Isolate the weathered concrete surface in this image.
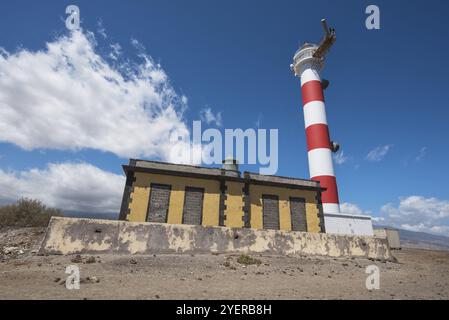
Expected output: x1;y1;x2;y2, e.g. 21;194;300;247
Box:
39;217;396;261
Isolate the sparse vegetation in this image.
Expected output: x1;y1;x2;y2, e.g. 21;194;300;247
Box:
236;254;262;266
0;198;63;228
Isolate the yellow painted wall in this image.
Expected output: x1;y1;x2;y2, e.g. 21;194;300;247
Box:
249;185;321;233
224;181;245;228
125;171;321;233
127;172;220;226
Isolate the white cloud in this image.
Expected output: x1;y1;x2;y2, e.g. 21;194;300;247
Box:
333;150;348;165
0;162;124;213
380;196;449;236
415;147;427;162
340;202;371;215
109;43;122;61
366;144;392;162
97;20;107;39
200;107;222;127
344;196;449;236
0;30;191;162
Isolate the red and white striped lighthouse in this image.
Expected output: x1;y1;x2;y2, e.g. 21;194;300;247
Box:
291;26;340;214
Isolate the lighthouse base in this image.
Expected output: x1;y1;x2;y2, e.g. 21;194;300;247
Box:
323;212;374;236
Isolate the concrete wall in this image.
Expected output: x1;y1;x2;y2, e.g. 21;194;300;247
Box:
39;217;395;261
324;213;374;236
374;228;401;249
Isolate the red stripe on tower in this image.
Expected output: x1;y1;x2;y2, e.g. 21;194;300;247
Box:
312;175;340;204
301;80;325;105
306;124;331;151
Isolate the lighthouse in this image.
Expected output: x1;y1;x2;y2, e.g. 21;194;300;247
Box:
291;20;340;214
291;19;374;236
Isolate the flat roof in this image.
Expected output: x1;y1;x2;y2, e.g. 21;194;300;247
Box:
123;159;324;191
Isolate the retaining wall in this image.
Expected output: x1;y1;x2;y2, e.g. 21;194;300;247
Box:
39;217;395;261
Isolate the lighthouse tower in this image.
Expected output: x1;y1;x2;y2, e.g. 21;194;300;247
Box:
291;20;374;236
291;21;340;214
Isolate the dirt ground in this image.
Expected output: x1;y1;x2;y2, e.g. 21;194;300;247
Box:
0;227;448;300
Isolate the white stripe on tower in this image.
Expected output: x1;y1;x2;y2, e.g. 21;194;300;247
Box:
299;63;340;214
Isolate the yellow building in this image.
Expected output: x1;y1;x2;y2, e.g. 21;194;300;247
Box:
119;159;325;233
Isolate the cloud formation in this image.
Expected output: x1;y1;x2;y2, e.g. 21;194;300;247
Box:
333;150;348;165
366;145;392;162
415;147;427;162
340;202;371;216
380;196;449;236
343;196;449;236
0;162;124;213
0;30;190;162
200;107;222;127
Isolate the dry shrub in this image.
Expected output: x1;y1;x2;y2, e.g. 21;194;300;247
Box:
0;198;63;227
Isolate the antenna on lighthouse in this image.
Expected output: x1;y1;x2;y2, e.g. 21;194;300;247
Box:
313;18;336;59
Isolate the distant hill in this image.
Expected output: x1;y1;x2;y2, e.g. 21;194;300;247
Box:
375;225;449;251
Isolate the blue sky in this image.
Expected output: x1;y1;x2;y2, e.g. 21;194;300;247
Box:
1;0;449;235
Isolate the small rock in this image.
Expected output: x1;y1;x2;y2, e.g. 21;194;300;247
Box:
3;247;19;255
130;258;137;265
91;276;100;283
85;256;96;264
197;277;203;281
54;277;61;283
71;254;83;263
81;276;100;284
155;295;160;299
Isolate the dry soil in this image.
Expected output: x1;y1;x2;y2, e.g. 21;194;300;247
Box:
0;227;448;300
